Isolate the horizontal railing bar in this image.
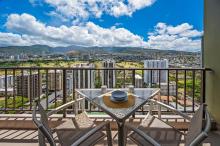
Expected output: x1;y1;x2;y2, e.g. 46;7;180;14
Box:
0;108;196;114
0;67;211;71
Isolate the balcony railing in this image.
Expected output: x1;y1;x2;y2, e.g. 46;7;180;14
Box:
0;67;210;114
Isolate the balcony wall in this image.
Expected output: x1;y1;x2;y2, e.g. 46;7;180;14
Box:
204;0;220;123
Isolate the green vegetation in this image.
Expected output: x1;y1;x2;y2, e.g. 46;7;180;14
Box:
48;100;63;109
0;60;85;68
0;96;29;113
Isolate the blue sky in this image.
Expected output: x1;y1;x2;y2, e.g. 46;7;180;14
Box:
0;0;203;51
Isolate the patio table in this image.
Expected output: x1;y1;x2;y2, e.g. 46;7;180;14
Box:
76;88;160;146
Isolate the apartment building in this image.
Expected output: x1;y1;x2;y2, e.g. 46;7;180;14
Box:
16;73;41;99
160;82;176;96
144;59;169;85
70;63;95;89
48;70;63;91
135;74;143;88
102;60;116;88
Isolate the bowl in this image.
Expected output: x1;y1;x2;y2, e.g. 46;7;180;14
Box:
111;90;127;102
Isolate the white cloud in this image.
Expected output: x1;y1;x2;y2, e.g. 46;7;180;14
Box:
2;13;146;47
0;32;31;46
146;22;203;51
44;0;155;23
0;13;202;52
128;0;156;10
29;0;43;6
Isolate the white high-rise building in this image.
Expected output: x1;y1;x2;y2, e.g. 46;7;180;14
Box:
102;60;116;88
135;74;143;88
0;75;13;89
69;63;95;110
48;70;63;91
0;75;14;96
70;63;95;89
144;59;169;84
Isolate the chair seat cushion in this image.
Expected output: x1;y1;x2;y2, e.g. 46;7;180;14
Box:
129;115;184;146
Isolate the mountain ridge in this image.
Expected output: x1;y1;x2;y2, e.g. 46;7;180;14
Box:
0;45;200;55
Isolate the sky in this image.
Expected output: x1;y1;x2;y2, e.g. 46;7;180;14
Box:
0;0;204;52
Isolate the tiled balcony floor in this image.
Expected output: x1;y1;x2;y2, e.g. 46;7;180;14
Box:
0;114;219;146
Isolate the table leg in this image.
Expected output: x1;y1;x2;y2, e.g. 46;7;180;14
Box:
117;121;125;146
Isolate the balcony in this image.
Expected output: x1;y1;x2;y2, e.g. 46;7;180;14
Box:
0;67;208;112
0;67;218;145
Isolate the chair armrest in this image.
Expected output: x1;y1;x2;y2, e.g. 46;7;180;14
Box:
71;121;112;146
150;99;191;121
47;98;84;116
125;124;161;146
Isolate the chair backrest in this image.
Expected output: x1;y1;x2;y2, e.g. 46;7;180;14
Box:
32;100;56;146
185;104;211;146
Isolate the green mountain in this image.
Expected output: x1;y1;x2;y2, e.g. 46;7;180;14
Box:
0;45;52;55
0;45;200;55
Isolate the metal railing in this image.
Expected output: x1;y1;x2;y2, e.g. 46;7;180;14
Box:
0;67;211;114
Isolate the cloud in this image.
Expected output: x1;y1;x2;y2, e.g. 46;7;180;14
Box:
44;0;155;24
2;13;146;47
146;22;203;51
0;13;202;52
29;0;43;7
0;32;31;46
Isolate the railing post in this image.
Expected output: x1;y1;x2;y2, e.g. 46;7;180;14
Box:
184;70;187;112
63;69;67;118
74;94;79;115
72;69;75;113
46;69;49;110
175;70;178;110
13;69;16;110
132;69;135;87
82;95;85;112
54;69;57;107
38;69;41;102
132;69;136;118
158;92;161;119
29;69;32;110
4;69;7;113
167;70;170;105
192;70;195;112
202;69;206;104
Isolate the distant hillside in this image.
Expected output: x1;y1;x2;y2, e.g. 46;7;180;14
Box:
0;44;200;55
0;45;53;55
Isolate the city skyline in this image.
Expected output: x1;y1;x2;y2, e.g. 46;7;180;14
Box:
0;0;203;52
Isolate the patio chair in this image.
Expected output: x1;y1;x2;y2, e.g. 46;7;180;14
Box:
125;100;211;146
32;99;112;146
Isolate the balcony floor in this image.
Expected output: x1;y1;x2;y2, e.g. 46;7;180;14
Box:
0;114;219;146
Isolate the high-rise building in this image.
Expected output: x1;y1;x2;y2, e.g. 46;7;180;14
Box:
68;63;95;91
48;70;63;91
135;74;143;88
144;59;168;84
0;75;14;96
16;73;41;99
0;75;13;89
102;60;116;88
160;82;176;96
70;63;95;110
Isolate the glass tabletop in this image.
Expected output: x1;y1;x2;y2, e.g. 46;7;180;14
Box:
76;88;160;121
